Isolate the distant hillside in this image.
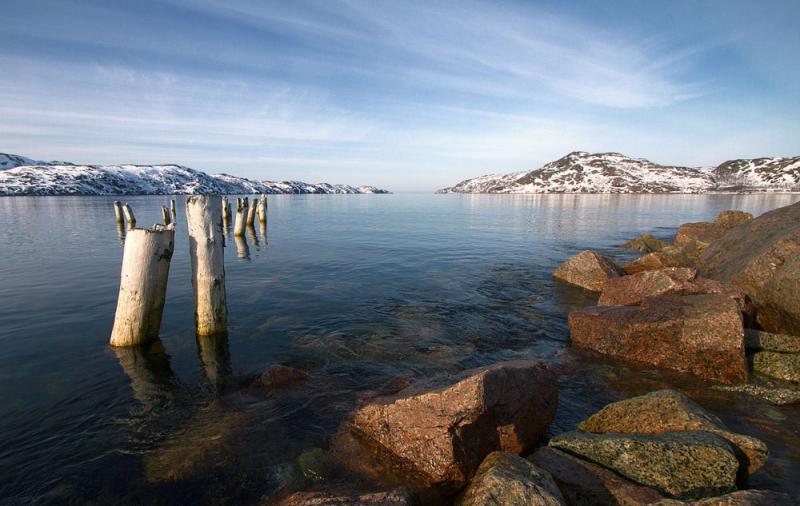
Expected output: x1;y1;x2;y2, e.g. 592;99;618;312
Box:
438;151;800;194
0;154;389;195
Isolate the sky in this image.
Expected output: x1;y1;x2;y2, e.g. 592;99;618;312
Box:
1;0;798;191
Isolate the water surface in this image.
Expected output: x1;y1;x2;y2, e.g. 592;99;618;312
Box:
1;193;798;504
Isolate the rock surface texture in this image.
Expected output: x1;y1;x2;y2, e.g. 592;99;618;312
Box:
553;251;624;292
745;329;800;353
273;487;413;506
650;489;794;505
549;431;739;500
455;451;565;506
752;352;800;382
569;294;747;384
334;361;558;494
577;390;767;476
622;234;669;253
696;201;800;335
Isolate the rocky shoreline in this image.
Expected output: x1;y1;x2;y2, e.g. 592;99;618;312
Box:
261;202;799;505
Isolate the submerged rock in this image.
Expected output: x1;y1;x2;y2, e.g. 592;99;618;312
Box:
553;250;624;292
333;361;558;494
549;431;739;500
530;446;664;506
456;451;565;506
569;294;747;384
622;234;669;253
273;487;413;505
752;351;800;382
248;364;310;395
651;489;794;505
696;201;800;335
744;329;800;353
577;390;767;476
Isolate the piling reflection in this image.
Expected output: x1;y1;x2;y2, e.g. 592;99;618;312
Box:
113;341;176;409
259;221;268;245
196;333;232;389
234;234;250;260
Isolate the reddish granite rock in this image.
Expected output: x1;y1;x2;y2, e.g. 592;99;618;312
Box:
577;390;768;476
553;250;624;292
530;446;664;506
255;365;310;390
569;294;747;384
651;489;794;505
697;201;800;335
714;211;753;229
333;361;558;495
745;329;800;353
622;234;669;253
624;242;707;274
272;487;413;506
674;222;728;248
456;451;565;506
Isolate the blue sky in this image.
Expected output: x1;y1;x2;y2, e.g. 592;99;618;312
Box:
1;0;798;191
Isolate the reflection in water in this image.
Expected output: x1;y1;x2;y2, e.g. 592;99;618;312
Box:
259;221;268;245
196;333;232;388
234;234;250;260
246;223;259;247
113;341;176;410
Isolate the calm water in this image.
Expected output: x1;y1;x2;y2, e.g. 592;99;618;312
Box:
1;193;799;504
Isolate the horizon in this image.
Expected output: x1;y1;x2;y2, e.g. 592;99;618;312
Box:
2;1;799;191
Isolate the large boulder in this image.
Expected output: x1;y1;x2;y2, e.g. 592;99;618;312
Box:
530;446;664;506
651;489;793;505
577;390;767;476
333;361;558;495
553;250;624;292
714;211;753;229
273;487;413;505
696;201;800;334
745;329;800;353
673;211;752;248
623;234;669;253
456;452;565;506
624;242;707;274
549;431;739;500
569;294;747;384
752;351;800;382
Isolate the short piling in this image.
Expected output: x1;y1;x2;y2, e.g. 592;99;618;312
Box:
161;205;171;226
113;201;124;224
233;197;248;237
109;224;175;347
257;195;268;225
246;196;257;227
186;196;228;336
170;199;176;220
122;203;136;228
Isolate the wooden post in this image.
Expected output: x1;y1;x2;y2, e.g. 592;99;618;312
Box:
113;201;124;224
170;199;176;220
222;197;232;222
109;224;175;347
161;205;171;226
122;203;136;228
257;195;268;225
233;197;248;237
186;196;228;336
246;196;257;226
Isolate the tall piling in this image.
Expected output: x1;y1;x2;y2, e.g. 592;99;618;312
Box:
233;197;248;237
109;224;175;347
186;196;228;336
170;199;176;220
161;205;171;226
122;203;136;228
256;195;268;225
113;201;124;224
246;196;257;227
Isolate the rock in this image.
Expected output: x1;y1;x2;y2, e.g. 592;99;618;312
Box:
252;365;310;392
623;234;669;253
295;448;332;482
530;446;664;506
714;383;800;405
598;268;697;306
674;222;728;248
624;242;707;274
714;211;753;229
752;352;800;382
745;329;800;353
696;201;800;335
334;361;558;494
273;487;413;505
549;431;739;500
577;390;767;476
651;489;794;505
569;294;747;384
553;250;624;292
455;451;565;506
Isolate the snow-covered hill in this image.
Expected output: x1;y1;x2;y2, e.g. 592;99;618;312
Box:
438;152;800;194
0;154;389;195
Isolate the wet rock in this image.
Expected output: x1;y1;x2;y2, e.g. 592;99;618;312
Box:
569;294;747;384
577;390;767;476
714;211;753;229
624;242;707;274
744;329;800;354
623;234;669;253
752;352;800;382
530;446;664;506
696;201;800;335
334;361;558;494
296;448;332;482
553;250;624;292
273;487;413;505
651;489;794;505
456;451;565;506
714;383;800;406
251;365;310;392
549;431;739;500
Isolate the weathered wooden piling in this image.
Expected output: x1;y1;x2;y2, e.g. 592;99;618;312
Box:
170;199;176;220
222;196;232;222
246;196;257;226
122;203;136;227
256;195;268;225
113;201;124;224
233;197;248;237
161;205;171;225
186;196;228;336
109;224;175;347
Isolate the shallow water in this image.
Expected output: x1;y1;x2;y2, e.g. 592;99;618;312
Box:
0;193;798;504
